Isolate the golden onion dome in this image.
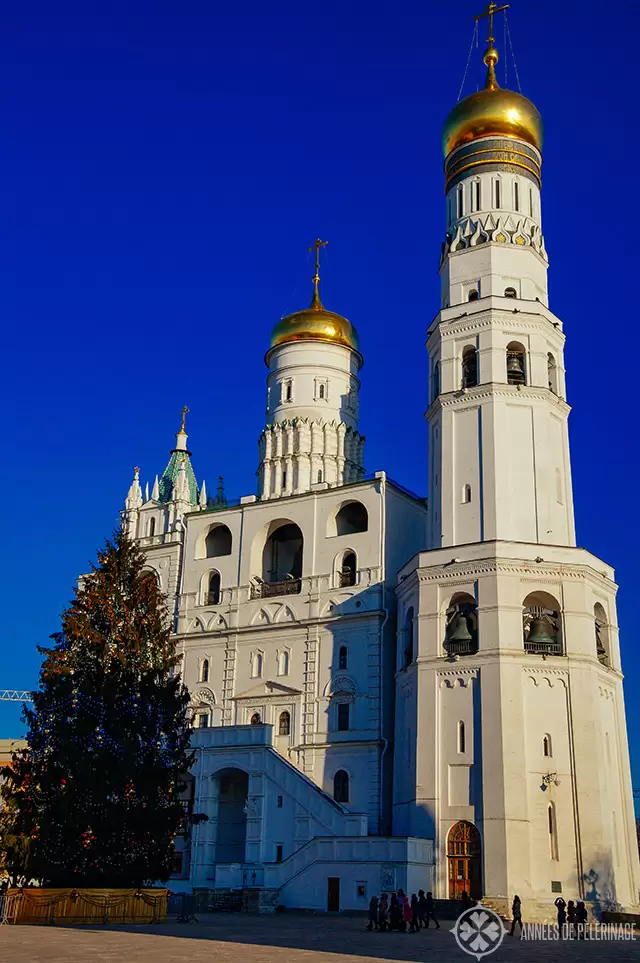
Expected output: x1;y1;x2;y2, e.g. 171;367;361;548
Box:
442;45;543;157
270;259;359;353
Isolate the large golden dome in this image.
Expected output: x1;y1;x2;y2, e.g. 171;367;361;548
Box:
442;46;543;157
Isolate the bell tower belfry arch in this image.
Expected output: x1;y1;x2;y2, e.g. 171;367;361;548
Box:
393;8;640;918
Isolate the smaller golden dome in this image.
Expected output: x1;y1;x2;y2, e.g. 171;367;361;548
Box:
270;251;359;352
443;46;543;157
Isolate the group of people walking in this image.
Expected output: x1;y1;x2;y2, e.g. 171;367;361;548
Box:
367;890;441;932
509;895;590;938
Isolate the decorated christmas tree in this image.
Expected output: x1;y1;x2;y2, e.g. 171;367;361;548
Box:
0;528;193;887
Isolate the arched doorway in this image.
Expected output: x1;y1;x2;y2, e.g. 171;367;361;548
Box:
447;821;481;899
215;768;248;863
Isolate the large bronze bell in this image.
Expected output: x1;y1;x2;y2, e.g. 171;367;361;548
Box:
446;611;473;643
507;353;525;382
526;616;556;644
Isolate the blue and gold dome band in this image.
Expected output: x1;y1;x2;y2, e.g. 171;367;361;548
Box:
444;136;542;194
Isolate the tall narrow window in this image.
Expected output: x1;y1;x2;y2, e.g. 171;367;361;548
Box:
285;381;292;402
207;571;221;605
278;649;290;676
317;469;323;483
333;769;349;803
278;711;290;736
495;178;501;209
149;517;156;537
340;552;357;587
456;184;463;219
200;659;209;683
458;721;466;753
282;470;287;490
462;484;472;504
548;803;559;860
547;353;559;394
555;468;563;505
472;180;481;212
197;712;209;728
529;188;533;216
461;346;478;387
338;646;348;670
432;362;440;401
319;383;325;399
276;844;283;862
514;180;520;211
337;703;350;731
251;651;263;679
543;734;552;757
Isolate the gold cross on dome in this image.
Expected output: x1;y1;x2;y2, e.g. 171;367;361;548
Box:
474;2;509;43
308;238;328;281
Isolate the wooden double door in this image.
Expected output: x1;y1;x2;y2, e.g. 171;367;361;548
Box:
447;821;482;900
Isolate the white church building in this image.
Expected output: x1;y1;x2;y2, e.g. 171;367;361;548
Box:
121;24;640;917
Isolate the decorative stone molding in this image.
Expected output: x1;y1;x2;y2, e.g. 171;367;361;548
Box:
191;686;217;706
324;675;357;697
440;212;547;264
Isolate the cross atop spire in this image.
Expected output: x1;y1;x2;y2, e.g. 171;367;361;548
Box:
308;238;328;309
474;2;509;90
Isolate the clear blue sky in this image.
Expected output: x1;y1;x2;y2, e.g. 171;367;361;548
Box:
1;2;638;792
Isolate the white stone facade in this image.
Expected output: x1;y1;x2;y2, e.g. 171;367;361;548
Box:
116;72;639;919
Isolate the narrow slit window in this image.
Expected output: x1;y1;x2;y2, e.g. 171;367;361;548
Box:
495;179;501;209
529;188;533;217
319;383;325;399
457;185;463;219
514;180;520;211
458;721;466;753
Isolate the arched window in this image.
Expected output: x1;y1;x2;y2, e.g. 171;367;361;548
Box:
278;649;290;676
251;651;263;678
148;516;156;537
250;712;261;725
529;187;534;217
468;289;479;302
284;381;293;403
548;353;559;394
333;769;349;803
462;346;478;388
494;178;501;209
403;607;415;668
462;484;472;504
317;469;323;483
548;802;559;860
338;646;348;670
200;659;209;684
458;721;466;754
506;342;526;385
319;383;325;399
261;521;303;588
594;603;610;667
335;502;368;536
543;734;552;758
340;551;357;587
523;592;562;655
278;711;290;736
504;286;517;299
432;361;440;401
207;571;221;605
206;525;232;558
444;593;478;656
456;184;463;219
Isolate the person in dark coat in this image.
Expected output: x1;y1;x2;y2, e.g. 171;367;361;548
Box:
509;895;523;937
389;893;401;931
425;892;440;929
378;893;389;931
576;901;588;939
367;895;379;930
417;889;428;928
567;899;576;938
410;894;420;932
554;896;567;934
461;890;474;911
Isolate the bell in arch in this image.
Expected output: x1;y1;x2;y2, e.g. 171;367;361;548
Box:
507;353;525;381
527;616;555;644
446;611;473;643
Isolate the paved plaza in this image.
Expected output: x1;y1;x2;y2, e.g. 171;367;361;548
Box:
0;912;637;963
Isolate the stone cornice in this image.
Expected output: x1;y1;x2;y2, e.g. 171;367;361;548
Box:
415;559;598;584
427;384;571;417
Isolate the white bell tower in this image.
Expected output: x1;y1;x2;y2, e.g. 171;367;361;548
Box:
427;36;575;551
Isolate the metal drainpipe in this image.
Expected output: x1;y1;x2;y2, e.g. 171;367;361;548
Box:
378;473;391;836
